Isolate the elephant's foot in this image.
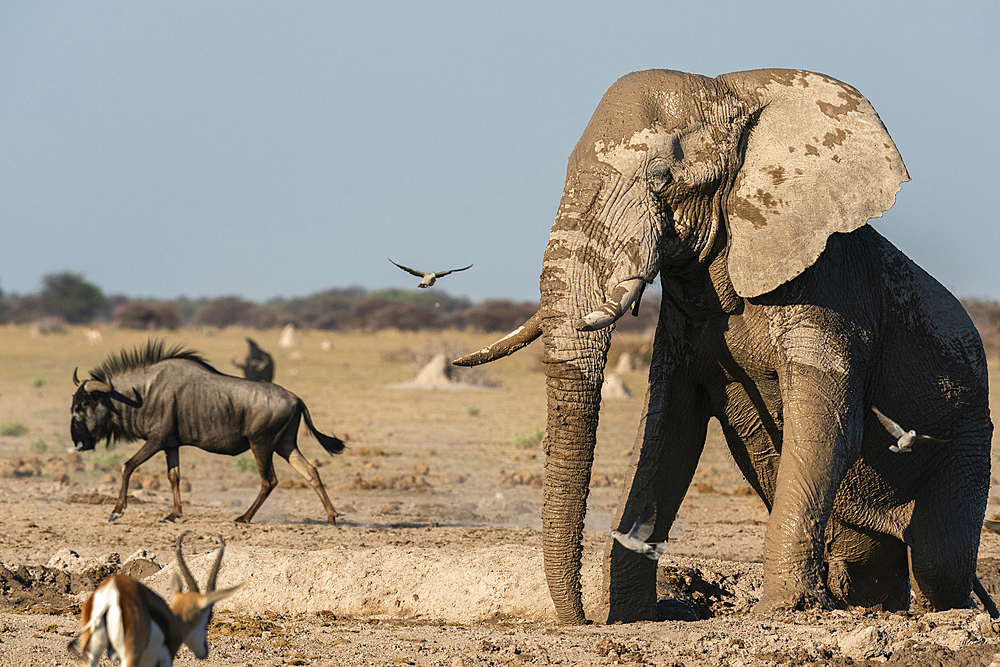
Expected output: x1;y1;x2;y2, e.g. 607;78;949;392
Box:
826;558;910;612
753;584;835;615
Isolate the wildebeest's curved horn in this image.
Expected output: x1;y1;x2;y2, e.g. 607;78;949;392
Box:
72;367;81;387
206;534;225;592
452;311;542;367
82;379;113;394
111;389;144;409
175;531;200;593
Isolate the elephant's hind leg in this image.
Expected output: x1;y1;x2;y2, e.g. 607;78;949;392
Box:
906;462;986;612
907;524;981;612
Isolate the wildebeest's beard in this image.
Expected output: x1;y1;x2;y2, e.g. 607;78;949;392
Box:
70;387;113;451
70;417;98;451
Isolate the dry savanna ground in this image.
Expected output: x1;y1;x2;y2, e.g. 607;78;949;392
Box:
2;325;1000;666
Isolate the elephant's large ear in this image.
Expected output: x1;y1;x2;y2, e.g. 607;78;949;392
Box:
718;69;909;298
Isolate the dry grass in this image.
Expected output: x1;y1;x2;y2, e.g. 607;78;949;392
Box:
0;325;748;529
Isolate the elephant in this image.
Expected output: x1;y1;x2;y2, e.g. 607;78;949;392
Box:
454;68;993;624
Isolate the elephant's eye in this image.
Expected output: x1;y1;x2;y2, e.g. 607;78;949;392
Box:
647;161;673;194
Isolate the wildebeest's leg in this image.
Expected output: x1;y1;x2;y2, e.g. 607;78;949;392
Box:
110;435;168;521
235;441;277;524
163;447;183;522
283;448;339;525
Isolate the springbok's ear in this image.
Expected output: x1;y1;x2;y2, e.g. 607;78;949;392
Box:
718;69;909;298
201;582;244;608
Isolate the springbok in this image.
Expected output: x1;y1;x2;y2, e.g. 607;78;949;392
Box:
68;532;241;666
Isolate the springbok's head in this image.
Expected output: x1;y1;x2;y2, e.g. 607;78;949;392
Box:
169;532;243;659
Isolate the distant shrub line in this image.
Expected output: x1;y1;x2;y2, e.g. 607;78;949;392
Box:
3;273;998;353
0;272;660;334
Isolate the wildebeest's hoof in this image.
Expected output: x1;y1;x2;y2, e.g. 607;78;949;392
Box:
160;514;181;523
234;516;251;524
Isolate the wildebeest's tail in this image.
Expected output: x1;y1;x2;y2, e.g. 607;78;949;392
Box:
299;400;346;455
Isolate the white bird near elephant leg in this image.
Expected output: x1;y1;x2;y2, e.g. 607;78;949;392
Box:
388;258;473;288
872;407;949;453
611;505;667;561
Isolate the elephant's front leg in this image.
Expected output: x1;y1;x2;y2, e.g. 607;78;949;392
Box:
758;348;864;612
602;375;710;623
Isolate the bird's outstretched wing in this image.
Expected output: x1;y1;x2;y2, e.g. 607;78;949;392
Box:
389;258;426;278
435;264;473;278
914;434;950;444
872;407;907;439
629;502;656;543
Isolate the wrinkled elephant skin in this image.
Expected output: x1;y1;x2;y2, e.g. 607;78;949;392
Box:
455;69;992;624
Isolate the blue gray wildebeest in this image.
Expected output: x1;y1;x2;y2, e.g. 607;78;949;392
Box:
70;340;345;524
231;337;275;382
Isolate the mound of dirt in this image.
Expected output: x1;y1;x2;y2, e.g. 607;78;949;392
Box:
614;352;637;374
140;543;605;623
390;353;492;390
602;372;632;400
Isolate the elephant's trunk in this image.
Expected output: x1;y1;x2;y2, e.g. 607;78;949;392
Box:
537;181;615;624
541;343;608;624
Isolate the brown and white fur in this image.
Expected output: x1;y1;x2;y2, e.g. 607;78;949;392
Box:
68;532;241;666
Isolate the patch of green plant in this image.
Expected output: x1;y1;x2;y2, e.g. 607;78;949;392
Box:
91;453;121;470
30;438;48;453
30;375;45;388
234;455;257;472
465;406;480;417
512;427;545;449
0;420;28;437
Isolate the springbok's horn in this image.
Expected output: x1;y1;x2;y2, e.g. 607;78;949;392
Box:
175;531;200;593
453;311;542;367
206;534;225;592
576;278;647;332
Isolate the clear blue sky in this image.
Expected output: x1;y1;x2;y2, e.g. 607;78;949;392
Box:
2;1;998;303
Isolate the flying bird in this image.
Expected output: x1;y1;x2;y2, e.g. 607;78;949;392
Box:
872;406;949;453
388;258;473;288
611;503;667;561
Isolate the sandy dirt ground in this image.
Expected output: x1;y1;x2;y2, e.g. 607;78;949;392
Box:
3;326;1000;666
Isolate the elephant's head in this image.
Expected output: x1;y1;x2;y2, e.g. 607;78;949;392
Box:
455;69;908;624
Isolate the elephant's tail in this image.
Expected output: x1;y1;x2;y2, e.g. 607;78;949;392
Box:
973;575;999;618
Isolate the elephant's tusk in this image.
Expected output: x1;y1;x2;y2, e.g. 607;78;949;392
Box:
453;311;542;367
576;279;647;332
